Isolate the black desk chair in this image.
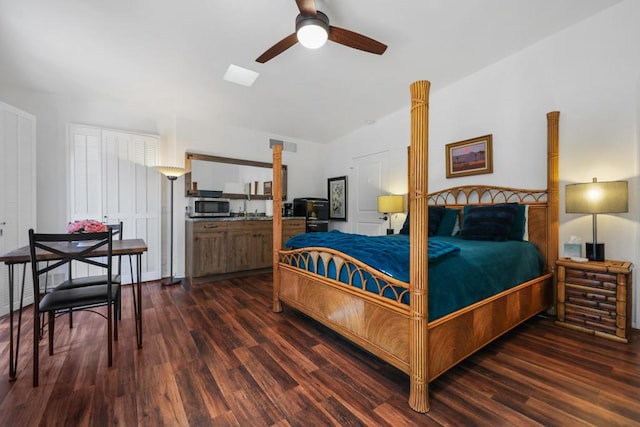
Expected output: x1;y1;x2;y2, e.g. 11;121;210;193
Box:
28;229;118;387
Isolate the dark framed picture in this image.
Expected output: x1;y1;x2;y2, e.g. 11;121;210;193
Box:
328;176;347;221
446;134;493;178
263;181;272;196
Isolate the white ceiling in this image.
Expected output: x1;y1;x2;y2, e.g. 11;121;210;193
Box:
0;0;621;143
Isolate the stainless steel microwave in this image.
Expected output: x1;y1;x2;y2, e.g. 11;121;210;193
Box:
187;198;231;217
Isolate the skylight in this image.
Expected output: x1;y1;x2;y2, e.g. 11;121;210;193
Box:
223;64;259;87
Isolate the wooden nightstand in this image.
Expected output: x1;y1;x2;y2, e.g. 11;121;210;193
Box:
555;258;633;343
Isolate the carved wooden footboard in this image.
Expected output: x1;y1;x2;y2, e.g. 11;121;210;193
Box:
277;250;553;380
278;248;411;371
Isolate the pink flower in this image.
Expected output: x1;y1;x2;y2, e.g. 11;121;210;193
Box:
66;219;107;233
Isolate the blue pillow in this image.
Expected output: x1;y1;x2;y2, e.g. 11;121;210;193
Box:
461;203;518;241
399;206;446;236
436;208;461;236
510;204;527;241
461;203;525;240
428;206;446;236
399;213;410;235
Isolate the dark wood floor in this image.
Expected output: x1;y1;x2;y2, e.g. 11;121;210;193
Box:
0;273;638;426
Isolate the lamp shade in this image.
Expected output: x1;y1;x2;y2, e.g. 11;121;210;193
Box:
155;166;187;178
377;195;404;214
565;178;628;214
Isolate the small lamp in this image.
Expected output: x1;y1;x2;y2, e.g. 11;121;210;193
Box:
377;195;405;235
155;165;187;286
565;177;628;262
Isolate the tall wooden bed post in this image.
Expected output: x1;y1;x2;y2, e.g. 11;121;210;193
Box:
547;111;560;312
272;141;284;313
408;80;430;412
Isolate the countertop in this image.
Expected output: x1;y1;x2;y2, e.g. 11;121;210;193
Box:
186;215;305;222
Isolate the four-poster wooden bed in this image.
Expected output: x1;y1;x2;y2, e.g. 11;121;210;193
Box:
270;80;559;413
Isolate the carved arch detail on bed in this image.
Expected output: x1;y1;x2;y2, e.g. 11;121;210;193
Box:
428;185;548;205
279;248;411;307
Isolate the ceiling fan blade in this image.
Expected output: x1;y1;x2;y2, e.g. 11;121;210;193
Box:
328;26;387;55
295;0;317;16
256;33;299;63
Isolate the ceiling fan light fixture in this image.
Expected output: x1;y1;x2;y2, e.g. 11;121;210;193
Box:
296;12;329;49
256;2;386;63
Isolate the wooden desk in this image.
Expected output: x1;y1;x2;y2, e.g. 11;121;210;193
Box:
0;238;147;381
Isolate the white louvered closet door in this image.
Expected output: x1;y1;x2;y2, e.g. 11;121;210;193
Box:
68;125;105;281
0;102;36;317
69;125;103;222
130;134;161;282
69;124;161;284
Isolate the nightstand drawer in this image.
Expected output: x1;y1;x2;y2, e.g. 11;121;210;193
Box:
565;283;616;308
564;268;617;289
565;303;616;334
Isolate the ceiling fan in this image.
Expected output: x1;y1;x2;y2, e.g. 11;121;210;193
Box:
255;0;387;63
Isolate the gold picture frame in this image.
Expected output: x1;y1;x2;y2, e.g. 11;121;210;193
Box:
446;134;493;178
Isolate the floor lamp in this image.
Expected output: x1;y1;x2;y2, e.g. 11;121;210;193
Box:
155;166;186;286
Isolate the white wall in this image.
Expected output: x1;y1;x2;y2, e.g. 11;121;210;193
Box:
326;0;640;327
327;112;410;233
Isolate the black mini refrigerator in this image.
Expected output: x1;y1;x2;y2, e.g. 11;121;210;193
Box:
293;197;329;232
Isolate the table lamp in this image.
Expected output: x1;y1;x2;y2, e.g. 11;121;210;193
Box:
155;165;187;285
377;195;405;234
565;177;628;262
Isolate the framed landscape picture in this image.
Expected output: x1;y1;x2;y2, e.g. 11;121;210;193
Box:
328;176;347;221
446;134;493;178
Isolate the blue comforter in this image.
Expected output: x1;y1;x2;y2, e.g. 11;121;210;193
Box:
284;231;544;320
285;230;460;282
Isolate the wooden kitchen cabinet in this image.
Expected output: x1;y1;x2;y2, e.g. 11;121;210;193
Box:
186;218;306;282
282;218;305;245
185;221;226;277
254;228;274;269
226;221;273;272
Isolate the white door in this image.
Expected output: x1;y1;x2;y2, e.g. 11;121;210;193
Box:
102;130;134;227
130;133;161;281
353;151;389;236
69;125;103;222
0;102;36;316
68;124;161;283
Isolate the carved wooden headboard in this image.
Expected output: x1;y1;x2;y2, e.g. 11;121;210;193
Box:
427;185;550;272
